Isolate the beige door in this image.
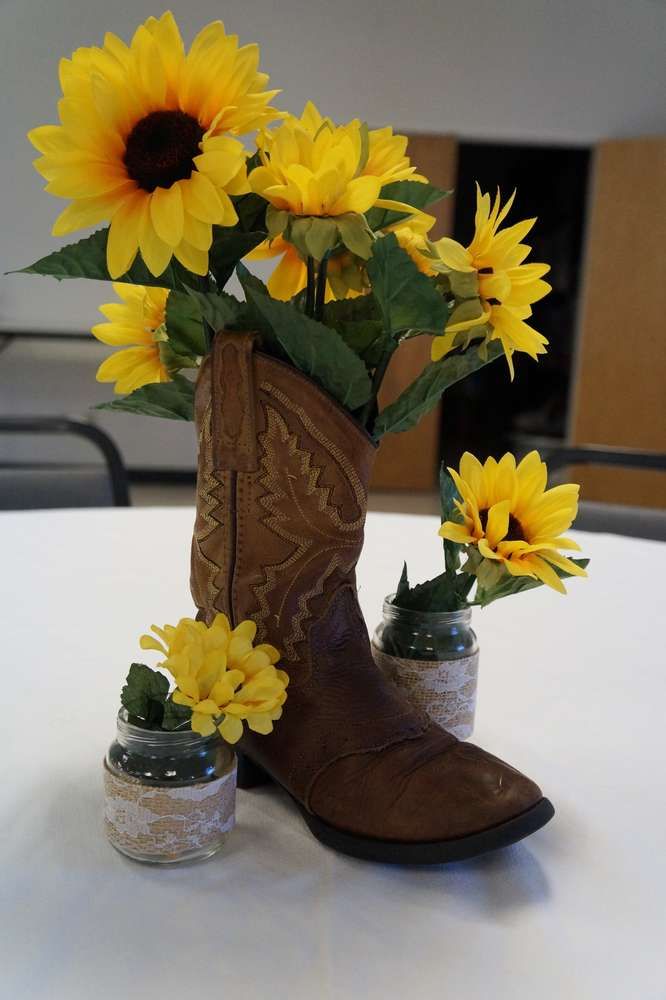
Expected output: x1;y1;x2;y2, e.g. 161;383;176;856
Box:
569;137;666;508
371;134;458;491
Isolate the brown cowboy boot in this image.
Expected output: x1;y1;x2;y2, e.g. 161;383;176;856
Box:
191;332;554;863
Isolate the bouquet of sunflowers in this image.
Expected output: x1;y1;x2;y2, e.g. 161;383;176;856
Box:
17;10;551;437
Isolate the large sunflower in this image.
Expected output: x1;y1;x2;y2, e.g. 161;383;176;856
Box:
92;283;170;394
439;451;587;594
429;186;551;378
28;12;280;279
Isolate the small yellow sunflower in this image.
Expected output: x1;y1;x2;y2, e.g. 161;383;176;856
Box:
429;186;551;378
140;614;289;744
248;110;381;219
390;212;437;275
92;283;170;394
257;101;426;187
28;12;280;279
439;451;587;593
247;102;429;300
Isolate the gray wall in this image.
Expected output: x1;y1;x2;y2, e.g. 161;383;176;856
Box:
1;0;664;467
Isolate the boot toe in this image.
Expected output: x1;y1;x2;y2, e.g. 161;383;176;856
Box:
309;729;544;843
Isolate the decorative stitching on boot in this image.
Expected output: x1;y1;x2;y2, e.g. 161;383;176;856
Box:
259;381;368;521
191;398;225;614
211;333;258;472
251;403;364;662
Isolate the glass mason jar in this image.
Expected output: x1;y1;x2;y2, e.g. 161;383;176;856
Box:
372;599;480;739
103;709;236;864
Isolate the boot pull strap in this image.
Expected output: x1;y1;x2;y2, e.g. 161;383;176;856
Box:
211;330;259;472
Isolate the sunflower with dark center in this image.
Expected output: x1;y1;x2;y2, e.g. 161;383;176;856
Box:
28;11;280;278
440;451;588;593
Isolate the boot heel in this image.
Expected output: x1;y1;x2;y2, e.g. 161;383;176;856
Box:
236;752;272;789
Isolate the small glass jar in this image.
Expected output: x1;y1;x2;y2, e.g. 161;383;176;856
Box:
372;599;479;739
103;709;236;864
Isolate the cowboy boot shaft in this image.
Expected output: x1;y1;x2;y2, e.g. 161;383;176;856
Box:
192;332;375;645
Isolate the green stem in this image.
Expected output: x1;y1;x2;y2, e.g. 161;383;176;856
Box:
361;342;395;432
314;256;329;323
305;257;316;318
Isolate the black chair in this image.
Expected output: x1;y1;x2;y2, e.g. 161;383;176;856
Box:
525;441;666;542
0;416;130;510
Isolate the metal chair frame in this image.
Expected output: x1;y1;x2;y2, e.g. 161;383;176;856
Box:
0;416;130;507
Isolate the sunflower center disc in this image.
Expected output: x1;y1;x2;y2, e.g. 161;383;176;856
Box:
124;111;204;192
478;509;525;542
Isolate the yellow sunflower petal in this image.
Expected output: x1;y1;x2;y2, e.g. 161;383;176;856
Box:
218;714;244;744
191;712;217;737
107;193;144;278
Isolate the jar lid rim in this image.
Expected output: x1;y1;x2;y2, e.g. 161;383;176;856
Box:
116;707;218;749
382;595;473;623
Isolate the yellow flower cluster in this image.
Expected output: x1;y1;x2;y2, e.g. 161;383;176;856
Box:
429;186;551;378
140;614;289;744
439;451;587;594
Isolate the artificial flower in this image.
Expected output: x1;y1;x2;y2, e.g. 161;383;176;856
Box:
140;614;288;744
390;212;437;275
28;12;280;278
249;112;380;219
92;283;170;394
247;102;429;299
248;102;419;266
429;186;551;378
258;101;426;187
247;235;367;302
439;451;588;593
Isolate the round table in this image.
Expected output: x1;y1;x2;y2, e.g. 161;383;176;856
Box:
2;507;664;999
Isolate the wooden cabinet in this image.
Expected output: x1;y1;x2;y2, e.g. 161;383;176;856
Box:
569;137;666;508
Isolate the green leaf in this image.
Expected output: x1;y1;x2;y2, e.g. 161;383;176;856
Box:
336;214;374;259
232;192;268;233
475;558;590;607
365;180;451;231
233;264;282;351
161;697;193;731
324;293;380;326
323;295;387;364
390;571;461;613
244;287;373;411
165;290;207;357
303;218;339;260
395;562;410;603
367;233;448;337
439;464;462;574
373;339;504;438
121;663;170;726
335;320;387;367
209;228;265;288
449;270;480;299
186;288;241;334
12;228;203;291
96;373;195;421
266;207;289;240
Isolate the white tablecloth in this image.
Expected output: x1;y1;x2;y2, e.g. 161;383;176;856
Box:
1;508;664;1000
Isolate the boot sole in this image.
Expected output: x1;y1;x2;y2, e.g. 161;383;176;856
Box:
237;752;555;865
